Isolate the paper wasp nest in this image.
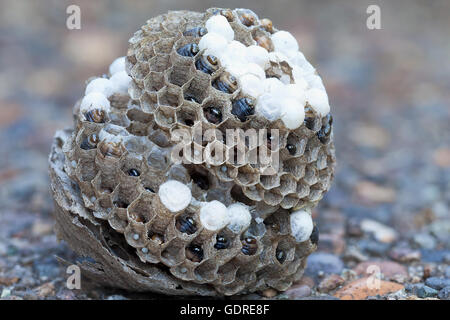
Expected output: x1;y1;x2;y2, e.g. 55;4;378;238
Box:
49;8;335;296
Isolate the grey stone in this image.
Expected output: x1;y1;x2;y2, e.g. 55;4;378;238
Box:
425;277;450;290
416;285;438;298
411;233;436;249
305;253;344;277
438;286;450;300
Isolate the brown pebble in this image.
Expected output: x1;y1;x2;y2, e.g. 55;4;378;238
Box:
334;278;404;300
318;274;345;293
260;288;278;298
353;261;408;280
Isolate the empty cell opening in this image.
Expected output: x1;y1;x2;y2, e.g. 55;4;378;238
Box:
230;185;255;206
144;72;165;92
183;77;209;104
176;108;197;127
149;54;170;72
186;165;210;190
169;65;193;87
158;86;181;107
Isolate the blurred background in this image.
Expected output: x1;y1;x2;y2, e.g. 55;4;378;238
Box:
0;0;448;300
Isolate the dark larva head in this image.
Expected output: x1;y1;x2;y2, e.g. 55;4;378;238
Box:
176;216;197;235
183;27;207;37
184;94;200;104
128;168;140;177
186;244;203;262
84;109;106;123
204;106;223;124
214;235;230;250
317;113;333;144
213;72;238;94
195;55;219;74
276;249;286;263
310;225;319;245
232;98;255;122
286;144;296;155
241;236;258;255
177;43;199;57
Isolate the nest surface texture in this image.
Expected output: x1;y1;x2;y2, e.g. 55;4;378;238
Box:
49;8;336;296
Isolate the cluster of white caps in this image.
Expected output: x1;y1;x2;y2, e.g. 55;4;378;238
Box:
199;13;330;129
79;57;131;116
158;180;313;242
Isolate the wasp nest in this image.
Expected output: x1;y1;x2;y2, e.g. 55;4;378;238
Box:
49;8;335;296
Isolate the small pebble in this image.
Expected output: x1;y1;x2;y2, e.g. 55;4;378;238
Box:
416;285;438;298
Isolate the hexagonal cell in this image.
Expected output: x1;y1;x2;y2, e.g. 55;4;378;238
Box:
236;164;260;186
279;194;299;209
285;132;307;157
148;122;172;147
176;105;199;127
157;85;182;108
120;156;145;179
139;92;158;113
283;158;306;180
149;54;171;72
147;145;171;171
76;158;97;182
214;163;237;182
124;221;147;247
135;41;155;62
194;260;218;283
160;239;187;267
279;174;297;196
167;65;194;87
129;80;143;100
233;184;259;204
183;73;210;104
130;62;149;80
127;195;155;224
316;149;328;170
259;174;280;190
202;99;229;126
263;189;283;206
126;121;149;137
296;182;310;199
303;166;319;185
144;71;165;92
127;107;153;123
217;261;238;285
153;38;176;55
303;141;320;163
167;164;191;184
184;164;211;192
275;238;295;265
263;210;290;236
154;106;176;128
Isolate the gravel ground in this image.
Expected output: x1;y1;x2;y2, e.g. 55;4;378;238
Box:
0;0;448;300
